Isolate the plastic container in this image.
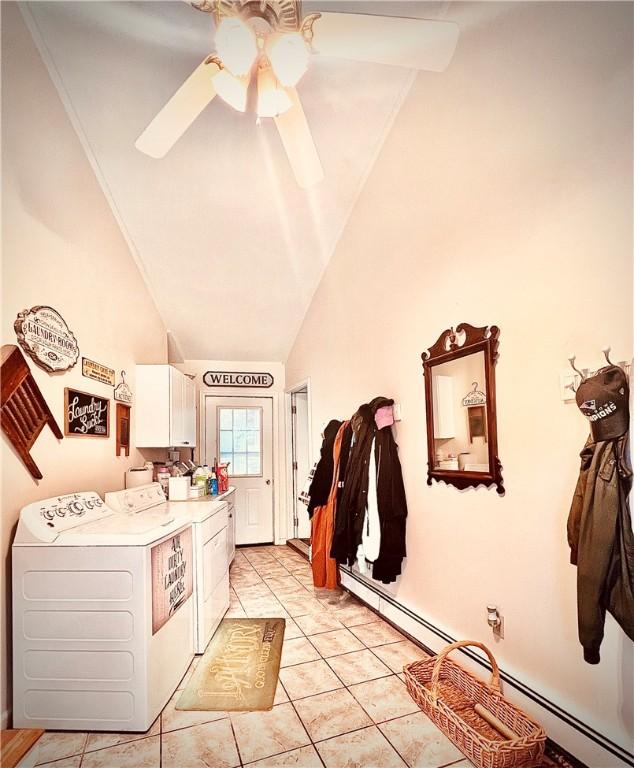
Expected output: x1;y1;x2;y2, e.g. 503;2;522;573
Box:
157;467;171;497
192;466;207;489
168;476;189;501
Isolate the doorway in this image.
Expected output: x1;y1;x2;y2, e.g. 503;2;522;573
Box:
288;382;311;542
204;395;274;545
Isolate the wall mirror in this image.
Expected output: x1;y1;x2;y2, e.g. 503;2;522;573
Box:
422;323;504;494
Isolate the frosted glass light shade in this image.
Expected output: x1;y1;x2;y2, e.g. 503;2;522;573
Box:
215;17;257;76
213;69;248;112
257;66;292;117
267;32;309;86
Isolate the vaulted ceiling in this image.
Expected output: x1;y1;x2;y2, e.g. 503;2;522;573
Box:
23;1;456;360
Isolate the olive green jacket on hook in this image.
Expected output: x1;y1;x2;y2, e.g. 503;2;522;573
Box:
567;434;634;664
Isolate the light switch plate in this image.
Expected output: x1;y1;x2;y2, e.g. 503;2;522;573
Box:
392;403;402;421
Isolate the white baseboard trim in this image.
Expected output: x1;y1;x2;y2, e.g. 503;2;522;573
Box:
340;568;634;768
1;707;9;730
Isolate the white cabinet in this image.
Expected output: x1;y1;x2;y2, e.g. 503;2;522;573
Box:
136;365;197;448
432;375;455;439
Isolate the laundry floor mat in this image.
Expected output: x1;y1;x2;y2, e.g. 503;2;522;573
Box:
176;618;286;712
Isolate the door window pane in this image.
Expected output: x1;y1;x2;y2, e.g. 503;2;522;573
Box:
219;410;233;430
232;454;247;475
217;407;262;476
220;431;233;452
246;431;259;452
233;430;247;452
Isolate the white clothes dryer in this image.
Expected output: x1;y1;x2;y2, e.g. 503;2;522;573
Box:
12;489;194;732
106;484;231;654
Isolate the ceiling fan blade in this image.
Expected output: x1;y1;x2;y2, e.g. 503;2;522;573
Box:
135;57;220;158
311;13;459;72
273;88;324;189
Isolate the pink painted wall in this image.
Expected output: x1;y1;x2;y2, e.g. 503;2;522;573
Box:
286;3;633;763
1;5;168;725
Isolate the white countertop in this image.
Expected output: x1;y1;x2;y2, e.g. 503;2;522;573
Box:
170;486;235;504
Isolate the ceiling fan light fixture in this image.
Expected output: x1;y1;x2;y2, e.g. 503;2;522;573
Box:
214;17;257;76
257;65;292;118
213;68;249;112
267;32;309;86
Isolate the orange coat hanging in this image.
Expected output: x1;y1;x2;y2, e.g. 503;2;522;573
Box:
311;421;349;590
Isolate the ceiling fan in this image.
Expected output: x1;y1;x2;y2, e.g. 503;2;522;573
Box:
135;0;459;188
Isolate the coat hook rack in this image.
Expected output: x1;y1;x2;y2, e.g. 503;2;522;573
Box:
568;354;586;382
563;348;630;398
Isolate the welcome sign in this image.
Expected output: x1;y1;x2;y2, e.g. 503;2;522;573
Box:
203;371;274;388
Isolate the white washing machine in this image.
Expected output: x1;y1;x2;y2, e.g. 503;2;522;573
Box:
12;489;194;732
106;484;231;654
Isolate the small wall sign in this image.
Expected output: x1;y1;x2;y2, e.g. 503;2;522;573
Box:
203;371;274;388
64;388;110;437
82;357;115;386
114;370;133;404
14;306;79;373
151;527;193;634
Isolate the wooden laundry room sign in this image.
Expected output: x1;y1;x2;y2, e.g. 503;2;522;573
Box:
203;371;274;388
151;527;193;634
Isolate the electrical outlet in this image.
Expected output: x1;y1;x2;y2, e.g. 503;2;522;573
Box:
486;605;504;639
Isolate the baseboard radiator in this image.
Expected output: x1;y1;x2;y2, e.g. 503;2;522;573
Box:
339;566;634;768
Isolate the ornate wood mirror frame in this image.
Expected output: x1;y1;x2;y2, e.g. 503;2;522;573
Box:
422;323;504;494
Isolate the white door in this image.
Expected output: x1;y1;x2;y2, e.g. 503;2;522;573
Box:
204;397;274;545
291;390;311;539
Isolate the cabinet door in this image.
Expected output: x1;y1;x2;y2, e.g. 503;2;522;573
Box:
169;367;184;446
136;365;171;447
182;376;197;447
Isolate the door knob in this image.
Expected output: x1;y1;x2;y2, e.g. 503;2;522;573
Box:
266;479;271;485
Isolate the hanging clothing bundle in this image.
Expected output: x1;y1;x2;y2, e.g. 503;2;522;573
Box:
567;363;634;664
304;399;408;589
331;396;409;585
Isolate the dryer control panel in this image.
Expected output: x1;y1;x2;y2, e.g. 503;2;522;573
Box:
17;492;115;543
105;483;167;515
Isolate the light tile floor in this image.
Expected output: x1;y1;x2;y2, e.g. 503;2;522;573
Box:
30;545;535;768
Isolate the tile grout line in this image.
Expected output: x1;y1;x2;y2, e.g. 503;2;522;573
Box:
228;716;244;767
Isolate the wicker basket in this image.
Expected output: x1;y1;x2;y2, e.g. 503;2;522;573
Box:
403;641;546;768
